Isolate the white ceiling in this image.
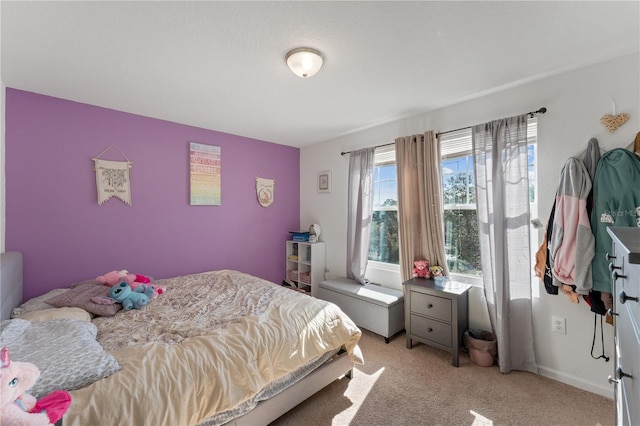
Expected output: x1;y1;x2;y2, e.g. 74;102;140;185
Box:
2;1;639;148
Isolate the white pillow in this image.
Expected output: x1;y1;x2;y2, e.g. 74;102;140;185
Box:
11;288;69;318
18;307;91;323
0;318;120;398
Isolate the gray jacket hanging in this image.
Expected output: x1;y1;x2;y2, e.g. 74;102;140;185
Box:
548;157;594;294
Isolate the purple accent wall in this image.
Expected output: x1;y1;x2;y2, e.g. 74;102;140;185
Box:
5;88;300;301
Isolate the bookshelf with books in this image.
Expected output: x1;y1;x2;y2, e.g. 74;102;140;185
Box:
285;241;325;297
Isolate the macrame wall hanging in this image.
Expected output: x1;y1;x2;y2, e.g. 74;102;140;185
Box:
256;169;275;207
92;144;132;206
600;100;630;133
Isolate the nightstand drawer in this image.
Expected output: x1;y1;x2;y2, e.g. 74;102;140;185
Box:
410;315;452;347
409;291;451;322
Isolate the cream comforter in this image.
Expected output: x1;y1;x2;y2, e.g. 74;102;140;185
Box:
63;270;363;426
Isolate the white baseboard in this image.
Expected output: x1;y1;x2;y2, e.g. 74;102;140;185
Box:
538;365;613;399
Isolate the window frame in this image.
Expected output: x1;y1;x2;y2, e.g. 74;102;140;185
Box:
440;128;483;286
366;145;400;282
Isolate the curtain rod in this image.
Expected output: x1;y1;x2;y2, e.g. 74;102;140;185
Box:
340;107;547;156
340;142;394;156
435;107;547;138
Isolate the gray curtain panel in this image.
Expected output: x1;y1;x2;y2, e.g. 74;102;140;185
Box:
472;115;538;374
346;147;375;283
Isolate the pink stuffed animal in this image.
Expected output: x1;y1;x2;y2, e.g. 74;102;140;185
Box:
0;347;71;426
150;284;166;299
412;260;430;279
96;270;136;286
96;270;153;289
134;274;151;284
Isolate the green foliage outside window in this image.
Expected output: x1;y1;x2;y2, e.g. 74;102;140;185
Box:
368;199;399;264
442;156;482;276
444;209;482;275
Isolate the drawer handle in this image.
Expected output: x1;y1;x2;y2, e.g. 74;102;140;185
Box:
608;375;619;385
605;252;616;261
427;303;433;309
619;291;639;305
611;271;627;282
607;309;618;317
608;262;621;272
616;366;633;380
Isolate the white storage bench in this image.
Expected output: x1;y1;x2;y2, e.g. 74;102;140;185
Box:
318;277;404;343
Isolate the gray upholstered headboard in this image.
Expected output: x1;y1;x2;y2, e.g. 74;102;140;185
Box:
1;252;23;321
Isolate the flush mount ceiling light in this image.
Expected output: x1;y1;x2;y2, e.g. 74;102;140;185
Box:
285;47;323;78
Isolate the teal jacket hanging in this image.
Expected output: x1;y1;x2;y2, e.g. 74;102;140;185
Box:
590;148;640;293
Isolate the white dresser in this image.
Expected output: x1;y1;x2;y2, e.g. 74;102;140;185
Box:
607;227;640;426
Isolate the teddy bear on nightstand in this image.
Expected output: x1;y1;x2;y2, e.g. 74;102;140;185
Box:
412;260;431;279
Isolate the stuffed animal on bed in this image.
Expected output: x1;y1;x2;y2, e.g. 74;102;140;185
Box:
96;270;136;286
412;260;431;279
107;282;153;310
0;347;72;426
96;270;152;288
150;284;166;299
92;282;158;310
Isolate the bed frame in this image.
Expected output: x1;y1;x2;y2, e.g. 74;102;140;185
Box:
222;353;352;425
1;251;23;321
0;251;353;425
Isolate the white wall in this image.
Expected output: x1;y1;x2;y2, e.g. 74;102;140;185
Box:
300;52;640;398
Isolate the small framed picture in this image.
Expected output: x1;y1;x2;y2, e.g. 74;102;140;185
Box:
317;170;331;193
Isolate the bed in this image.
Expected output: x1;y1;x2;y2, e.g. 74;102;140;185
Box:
0;252;363;425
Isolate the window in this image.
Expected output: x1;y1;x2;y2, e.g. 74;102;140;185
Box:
440;119;538;283
441;128;481;278
368;145;399;265
365;119;537;285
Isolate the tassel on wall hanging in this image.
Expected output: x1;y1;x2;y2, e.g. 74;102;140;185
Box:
256;169;275;207
92;144;132;206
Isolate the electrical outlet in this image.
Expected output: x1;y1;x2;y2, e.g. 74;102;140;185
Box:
552;316;566;334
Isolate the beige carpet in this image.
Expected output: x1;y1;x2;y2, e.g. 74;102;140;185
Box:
270;329;614;426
